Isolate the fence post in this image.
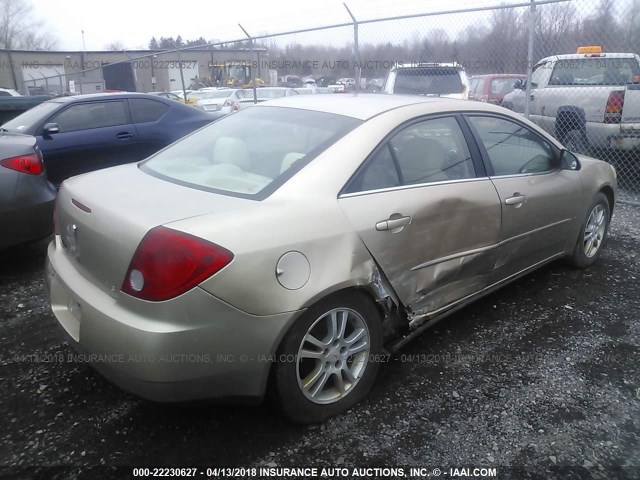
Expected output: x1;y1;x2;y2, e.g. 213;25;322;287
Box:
525;0;536;118
344;3;361;91
239;24;258;104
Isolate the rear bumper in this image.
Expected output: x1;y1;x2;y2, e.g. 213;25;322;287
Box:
585;123;640;150
46;239;301;402
0;178;56;249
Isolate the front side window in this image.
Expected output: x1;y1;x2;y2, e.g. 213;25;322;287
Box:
50;101;129;133
468;116;557;176
346;116;475;193
142;106;361;198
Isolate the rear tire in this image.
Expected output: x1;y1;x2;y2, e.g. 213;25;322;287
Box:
271;291;383;423
562;129;588;155
568;193;610;268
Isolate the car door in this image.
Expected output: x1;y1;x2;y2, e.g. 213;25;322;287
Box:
465;114;582;281
37;99;136;185
338;115;502;317
127;97;173;159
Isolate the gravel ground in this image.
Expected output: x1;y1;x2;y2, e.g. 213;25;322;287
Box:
0;199;638;480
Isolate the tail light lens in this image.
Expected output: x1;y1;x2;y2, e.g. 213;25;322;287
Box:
121;226;233;301
604;90;625;124
0;152;44;175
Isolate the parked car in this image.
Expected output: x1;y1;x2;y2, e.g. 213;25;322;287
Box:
194;89;247;114
469;74;526;104
338;78;356;89
1;93;221;186
47;94;616;423
384;62;470;99
501;46;640;152
0;88;22;97
237;87;299;108
0;133;56;249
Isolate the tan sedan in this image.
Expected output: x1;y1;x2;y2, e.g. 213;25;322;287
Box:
46;95;616;423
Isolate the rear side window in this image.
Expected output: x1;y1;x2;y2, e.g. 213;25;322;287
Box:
129;98;169;123
345;116;475;193
468;116;557;175
50;101;129;133
393;67;464;95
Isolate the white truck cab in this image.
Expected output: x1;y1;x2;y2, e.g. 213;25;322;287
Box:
502;46;640;151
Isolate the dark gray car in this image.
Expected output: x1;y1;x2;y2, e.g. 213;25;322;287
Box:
0;133;56;249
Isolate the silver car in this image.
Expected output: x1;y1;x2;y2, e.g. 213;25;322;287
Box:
46;95;616;423
0;133;56;249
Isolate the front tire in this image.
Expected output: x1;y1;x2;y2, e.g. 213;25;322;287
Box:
271;291;383;423
568;193;610;268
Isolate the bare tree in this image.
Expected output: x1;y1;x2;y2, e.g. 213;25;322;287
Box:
105;40;125;51
0;0;57;50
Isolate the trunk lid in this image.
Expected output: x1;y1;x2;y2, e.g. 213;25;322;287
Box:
56;163;255;296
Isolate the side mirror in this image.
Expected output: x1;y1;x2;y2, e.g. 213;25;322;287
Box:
43;123;60;135
561;150;581;171
513;79;524;90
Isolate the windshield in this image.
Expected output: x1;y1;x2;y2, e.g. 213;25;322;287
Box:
141;106;362;199
490;78;521;95
393;67;464;95
2;101;62;133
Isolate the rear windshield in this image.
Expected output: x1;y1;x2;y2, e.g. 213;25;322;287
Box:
141;106;362;199
549;57;640;86
393;67;464;95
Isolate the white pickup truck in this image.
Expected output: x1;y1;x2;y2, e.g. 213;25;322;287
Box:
502;46;640;152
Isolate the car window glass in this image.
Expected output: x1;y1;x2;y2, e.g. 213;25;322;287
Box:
394;67;464;95
391;117;475;185
491;78;519;95
549;57;640;86
142;106;361;198
469;116;556;175
346;145;400;193
51;101;128;133
530;62;548;87
129;98;169;123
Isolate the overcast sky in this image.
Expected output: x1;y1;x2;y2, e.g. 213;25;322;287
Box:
30;0;516;51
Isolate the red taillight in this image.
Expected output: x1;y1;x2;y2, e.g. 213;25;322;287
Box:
605;90;625;124
0;153;44;175
121;226;233;301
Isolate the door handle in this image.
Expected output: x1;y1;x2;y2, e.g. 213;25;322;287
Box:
505;194;527;206
116;132;133;139
375;215;411;231
530;95;535;101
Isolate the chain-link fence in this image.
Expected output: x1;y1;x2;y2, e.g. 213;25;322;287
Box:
2;0;639;191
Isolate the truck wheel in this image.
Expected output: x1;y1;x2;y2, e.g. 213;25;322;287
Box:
563;130;588;155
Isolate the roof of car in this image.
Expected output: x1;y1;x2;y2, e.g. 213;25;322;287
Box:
471;74;527;78
48;92;165;103
255;93;504;120
539;53;639;63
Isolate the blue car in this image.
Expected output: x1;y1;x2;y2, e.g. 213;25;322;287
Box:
1;93;222;185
